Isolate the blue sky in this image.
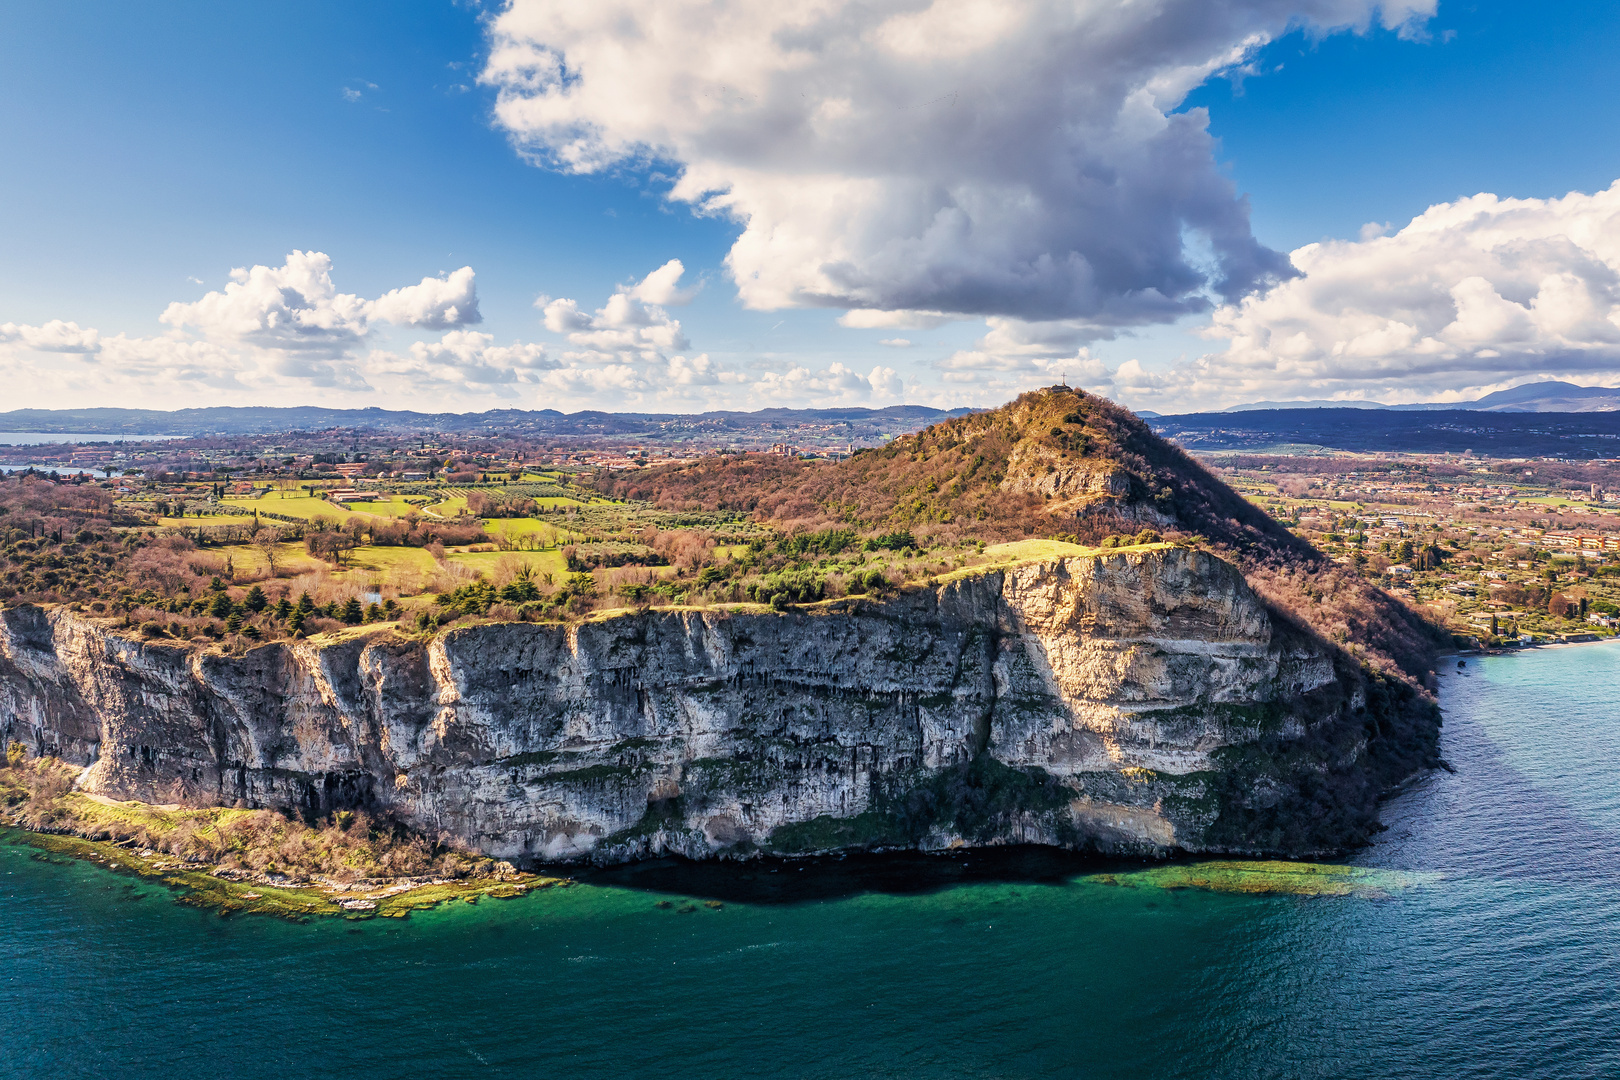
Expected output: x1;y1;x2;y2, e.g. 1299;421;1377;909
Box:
2;0;1618;414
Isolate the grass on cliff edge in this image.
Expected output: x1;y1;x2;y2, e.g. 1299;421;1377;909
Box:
1086;860;1437;898
0;750;565;920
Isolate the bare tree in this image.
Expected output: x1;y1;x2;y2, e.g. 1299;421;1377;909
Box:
253;528;281;577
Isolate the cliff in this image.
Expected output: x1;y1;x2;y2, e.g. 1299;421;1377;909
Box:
0;546;1437;865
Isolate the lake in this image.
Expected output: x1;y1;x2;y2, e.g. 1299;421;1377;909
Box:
0;432;177;445
2;642;1617;1079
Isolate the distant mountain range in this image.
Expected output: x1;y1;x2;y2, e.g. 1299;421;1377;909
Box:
1145;407;1620;459
0;404;973;443
4;379;1616;444
1216;381;1620;414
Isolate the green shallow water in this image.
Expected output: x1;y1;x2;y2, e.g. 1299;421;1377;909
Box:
4;643;1620;1079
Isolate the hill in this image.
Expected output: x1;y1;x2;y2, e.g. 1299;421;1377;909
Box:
595;386;1448;683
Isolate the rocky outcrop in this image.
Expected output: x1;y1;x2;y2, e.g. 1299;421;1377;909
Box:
0;548;1437;864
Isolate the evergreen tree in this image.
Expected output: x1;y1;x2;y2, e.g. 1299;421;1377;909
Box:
341;597;363;624
244;585;267;613
210;591;235;619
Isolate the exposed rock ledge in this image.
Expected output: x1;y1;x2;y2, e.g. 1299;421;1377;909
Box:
0;548;1437;865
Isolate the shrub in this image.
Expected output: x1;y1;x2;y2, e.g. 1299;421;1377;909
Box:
499;579;540;603
845;568;889;594
748;569;824;606
866;531;915;552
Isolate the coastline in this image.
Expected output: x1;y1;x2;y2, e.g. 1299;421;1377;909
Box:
1;825;568;920
0;759;570;920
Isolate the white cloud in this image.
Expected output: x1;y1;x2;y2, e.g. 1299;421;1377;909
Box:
754;362;905;405
627;258;697;305
538;262;692;365
367;265;481;328
837;309;955;331
482;0;1431;327
0;252;506;407
1124;179;1620;409
160;251;480;357
533;261;746;404
0;320;100;353
937;317;1112;384
878;338;912;348
367;330;555;395
529;261;916;408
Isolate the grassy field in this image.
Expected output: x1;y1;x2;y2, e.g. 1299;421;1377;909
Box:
212;542;327;577
929;538;1173;586
444;548;567;580
224;493;425;521
210;540;566;592
482;517;585;546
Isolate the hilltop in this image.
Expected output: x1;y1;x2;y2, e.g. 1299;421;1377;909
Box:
596;386;1448;681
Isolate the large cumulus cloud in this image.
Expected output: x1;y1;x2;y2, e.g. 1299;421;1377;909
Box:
482;0;1431;327
1121;180;1620;409
160;250;480;357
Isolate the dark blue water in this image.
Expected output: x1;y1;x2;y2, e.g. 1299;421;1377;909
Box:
4;644;1619;1079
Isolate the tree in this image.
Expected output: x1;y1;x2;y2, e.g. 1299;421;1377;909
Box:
341;597;363;624
307;530;356;566
210;592;235;619
253;528;281;577
244;585;267;613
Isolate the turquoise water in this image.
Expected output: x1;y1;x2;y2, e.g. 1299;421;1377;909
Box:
5;645;1620;1078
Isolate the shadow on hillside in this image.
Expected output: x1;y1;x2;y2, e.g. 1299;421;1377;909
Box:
564;845;1138;905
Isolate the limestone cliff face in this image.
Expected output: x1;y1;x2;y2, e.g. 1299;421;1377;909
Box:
0;549;1432;864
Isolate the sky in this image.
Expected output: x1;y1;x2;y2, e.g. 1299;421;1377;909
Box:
2;0;1619;416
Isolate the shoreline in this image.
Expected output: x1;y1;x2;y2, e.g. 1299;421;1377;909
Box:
0;761;571;921
1;824;569;920
1449;633;1618;659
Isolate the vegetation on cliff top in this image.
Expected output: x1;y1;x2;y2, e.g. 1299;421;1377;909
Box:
592;387;1449;682
0;387;1445;687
